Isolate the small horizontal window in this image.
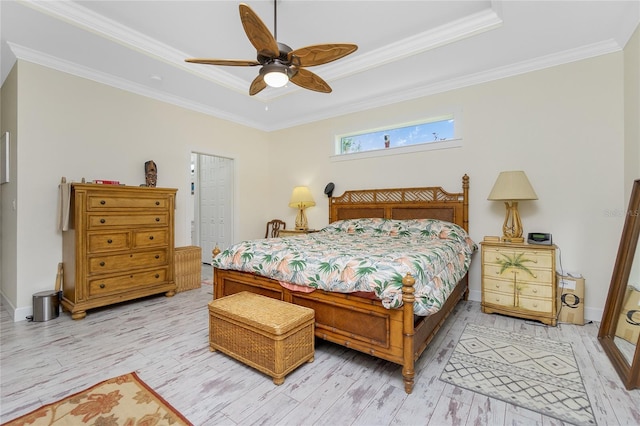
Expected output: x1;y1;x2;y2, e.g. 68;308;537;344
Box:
335;114;458;156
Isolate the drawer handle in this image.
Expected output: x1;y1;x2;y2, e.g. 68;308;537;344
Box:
155;274;160;279
155;201;160;206
100;219;106;224
107;239;113;244
155;255;160;259
100;200;106;205
155;217;160;222
100;261;105;267
100;283;105;289
532;288;537;293
149;236;154;240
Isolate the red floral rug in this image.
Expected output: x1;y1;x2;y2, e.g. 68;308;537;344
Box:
2;372;192;426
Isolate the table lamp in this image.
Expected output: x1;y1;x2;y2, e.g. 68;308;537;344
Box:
487;171;538;243
289;186;316;230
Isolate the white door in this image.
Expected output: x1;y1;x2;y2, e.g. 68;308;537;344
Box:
194;154;234;264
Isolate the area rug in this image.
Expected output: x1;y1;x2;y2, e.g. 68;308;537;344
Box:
2;372;192;426
440;323;596;425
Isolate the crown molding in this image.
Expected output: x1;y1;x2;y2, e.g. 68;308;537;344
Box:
20;0;503;102
267;39;622;131
8;1;625;133
7;42;264;130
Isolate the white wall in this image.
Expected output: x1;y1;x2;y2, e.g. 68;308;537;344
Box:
267;53;627;322
1;61;271;320
625;24;640;200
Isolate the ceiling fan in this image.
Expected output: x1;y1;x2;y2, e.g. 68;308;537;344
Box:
185;2;358;95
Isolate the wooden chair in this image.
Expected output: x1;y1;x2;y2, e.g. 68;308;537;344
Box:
265;219;286;238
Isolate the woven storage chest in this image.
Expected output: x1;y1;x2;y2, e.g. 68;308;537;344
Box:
174;246;201;292
208;291;315;385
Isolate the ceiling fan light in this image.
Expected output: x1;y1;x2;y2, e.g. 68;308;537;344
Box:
264;70;289;87
262;63;290;88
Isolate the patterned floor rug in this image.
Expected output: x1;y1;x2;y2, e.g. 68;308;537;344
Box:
440;323;596;425
2;372;192;426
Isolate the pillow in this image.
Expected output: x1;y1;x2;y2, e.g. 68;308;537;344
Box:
321;218;404;236
324;218;470;241
401;218;470;244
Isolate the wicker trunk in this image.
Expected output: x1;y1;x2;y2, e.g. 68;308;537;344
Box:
208;292;315;385
174;246;202;293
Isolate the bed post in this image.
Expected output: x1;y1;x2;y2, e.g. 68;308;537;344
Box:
402;273;416;394
462;174;470;300
462;174;469;233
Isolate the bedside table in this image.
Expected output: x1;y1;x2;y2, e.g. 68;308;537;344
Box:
481;240;557;326
278;229;318;237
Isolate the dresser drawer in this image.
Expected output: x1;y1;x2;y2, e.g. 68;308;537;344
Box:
483;289;515;307
133;229;169;248
482;277;515;294
88;213;168;228
483;248;553;269
88;268;168;297
483;264;554;284
88;232;130;253
519;283;553;299
518;296;553;313
88;249;168;274
87;194;170;210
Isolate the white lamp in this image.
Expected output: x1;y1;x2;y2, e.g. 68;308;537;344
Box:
262;63;290;88
488;171;538;243
289;186;316;230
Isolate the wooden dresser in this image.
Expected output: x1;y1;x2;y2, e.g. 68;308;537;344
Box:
481;241;557;326
62;184;177;319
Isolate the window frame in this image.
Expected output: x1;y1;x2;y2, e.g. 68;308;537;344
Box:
331;110;463;162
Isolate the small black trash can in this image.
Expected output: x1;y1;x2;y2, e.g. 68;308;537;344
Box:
32;290;60;322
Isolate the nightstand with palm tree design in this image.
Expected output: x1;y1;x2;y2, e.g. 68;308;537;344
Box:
480;241;557;326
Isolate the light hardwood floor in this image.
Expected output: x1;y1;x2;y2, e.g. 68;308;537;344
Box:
1;266;639;425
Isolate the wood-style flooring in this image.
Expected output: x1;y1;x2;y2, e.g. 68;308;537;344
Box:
1;265;639;425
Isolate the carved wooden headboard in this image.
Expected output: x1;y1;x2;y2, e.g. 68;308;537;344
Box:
329;174;469;232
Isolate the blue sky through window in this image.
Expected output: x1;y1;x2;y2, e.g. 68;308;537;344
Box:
340;117;455;154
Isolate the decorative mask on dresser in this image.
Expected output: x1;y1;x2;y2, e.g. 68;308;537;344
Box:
145;161;157;187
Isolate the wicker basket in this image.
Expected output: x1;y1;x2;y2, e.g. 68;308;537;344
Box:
174;246;202;292
208;292;315;385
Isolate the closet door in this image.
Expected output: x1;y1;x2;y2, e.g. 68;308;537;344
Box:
198;154;234;264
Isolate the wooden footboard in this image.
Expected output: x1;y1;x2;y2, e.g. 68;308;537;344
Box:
213;267;469;393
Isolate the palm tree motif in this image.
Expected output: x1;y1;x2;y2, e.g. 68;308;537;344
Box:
495;252;535;307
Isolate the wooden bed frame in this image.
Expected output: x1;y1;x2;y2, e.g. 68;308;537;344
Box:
213;174;470;393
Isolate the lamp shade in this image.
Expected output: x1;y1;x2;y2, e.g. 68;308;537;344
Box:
288;186;316;208
487;171;538;201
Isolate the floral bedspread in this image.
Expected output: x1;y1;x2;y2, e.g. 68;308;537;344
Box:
212;218;477;316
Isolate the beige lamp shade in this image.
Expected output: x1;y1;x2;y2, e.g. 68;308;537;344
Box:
289;186;315;230
488;171;537;242
487;171;538;201
288;186;316;208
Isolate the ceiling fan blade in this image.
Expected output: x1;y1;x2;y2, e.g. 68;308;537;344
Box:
288;44;358;67
185;58;260;67
239;3;279;58
290;68;332;93
249;74;267;96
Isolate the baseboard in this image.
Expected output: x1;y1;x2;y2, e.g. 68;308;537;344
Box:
0;292;32;322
